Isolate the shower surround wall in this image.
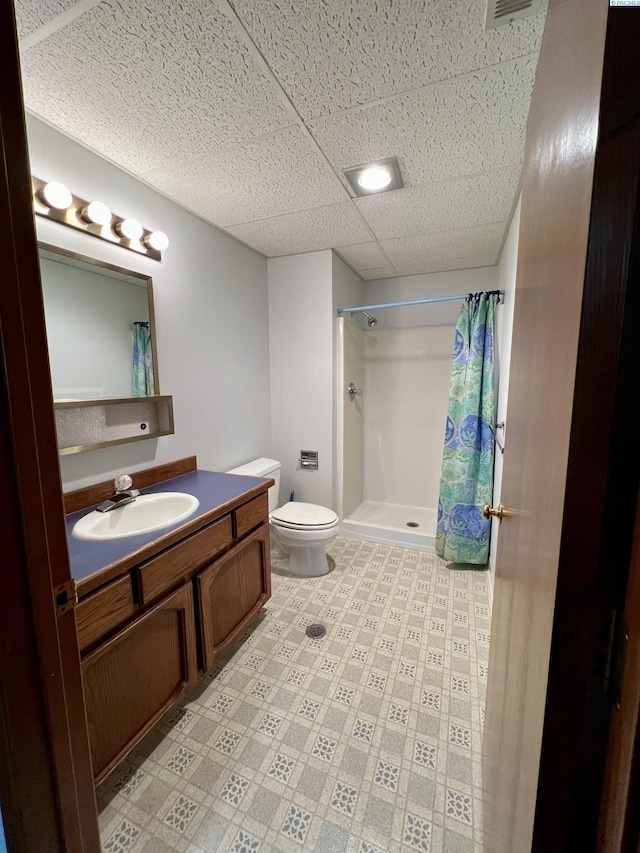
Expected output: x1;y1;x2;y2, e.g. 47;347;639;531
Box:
339;264;505;551
363;324;454;520
340;321;454;548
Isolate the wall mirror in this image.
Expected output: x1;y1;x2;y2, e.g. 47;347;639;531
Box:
39;243;174;455
39;242;158;401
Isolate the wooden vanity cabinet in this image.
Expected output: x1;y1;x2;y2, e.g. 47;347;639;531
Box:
75;484;271;785
82;583;198;784
198;522;271;671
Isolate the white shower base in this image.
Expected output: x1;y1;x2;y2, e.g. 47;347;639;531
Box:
342;500;436;552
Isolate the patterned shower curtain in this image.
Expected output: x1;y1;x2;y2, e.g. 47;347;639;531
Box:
132;321;154;396
435;292;498;565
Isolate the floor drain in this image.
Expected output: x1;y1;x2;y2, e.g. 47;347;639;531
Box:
407;521;420;528
306;624;326;639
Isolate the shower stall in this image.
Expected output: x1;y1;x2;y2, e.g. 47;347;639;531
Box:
335;304;457;551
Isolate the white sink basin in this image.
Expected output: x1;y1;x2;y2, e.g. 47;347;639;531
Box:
72;492;200;541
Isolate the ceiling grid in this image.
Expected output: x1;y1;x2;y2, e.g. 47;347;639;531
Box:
16;0;548;279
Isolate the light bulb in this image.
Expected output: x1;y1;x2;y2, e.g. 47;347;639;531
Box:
116;218;143;241
40;181;73;210
144;230;169;251
81;200;111;226
357;167;393;191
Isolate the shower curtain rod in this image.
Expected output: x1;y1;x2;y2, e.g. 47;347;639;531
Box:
336;290;504;315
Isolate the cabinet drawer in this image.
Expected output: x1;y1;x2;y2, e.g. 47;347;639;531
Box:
234;492;268;540
76;575;136;652
138;514;233;605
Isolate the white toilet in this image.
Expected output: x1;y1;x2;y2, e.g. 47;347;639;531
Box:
227;458;339;577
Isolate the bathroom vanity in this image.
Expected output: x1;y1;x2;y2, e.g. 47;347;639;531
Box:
64;457;272;785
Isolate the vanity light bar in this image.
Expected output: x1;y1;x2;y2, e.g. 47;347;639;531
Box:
31;177;168;261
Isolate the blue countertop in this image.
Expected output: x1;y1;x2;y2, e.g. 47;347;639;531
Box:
66;470;269;587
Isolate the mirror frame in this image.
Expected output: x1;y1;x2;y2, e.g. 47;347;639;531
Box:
38;241;160;401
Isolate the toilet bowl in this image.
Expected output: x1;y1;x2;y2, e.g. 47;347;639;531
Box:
270;501;339;576
226;458;339;577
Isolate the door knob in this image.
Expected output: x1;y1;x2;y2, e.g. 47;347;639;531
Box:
482;503;505;522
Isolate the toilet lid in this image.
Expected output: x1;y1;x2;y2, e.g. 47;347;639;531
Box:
271;501;338;528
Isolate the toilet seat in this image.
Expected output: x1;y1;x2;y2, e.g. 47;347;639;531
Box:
271;501;338;531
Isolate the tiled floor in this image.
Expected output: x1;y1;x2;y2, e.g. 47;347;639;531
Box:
98;537;491;853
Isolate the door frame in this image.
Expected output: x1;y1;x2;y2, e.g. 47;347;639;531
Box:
597;488;640;852
0;3;100;851
533;8;640;849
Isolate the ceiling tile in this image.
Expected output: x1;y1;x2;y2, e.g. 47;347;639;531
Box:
14;0;78;40
308;57;537;187
18;0;545;270
359;266;398;280
232;0;546;120
392;254;499;277
226;203;372;257
142;125;346;226
355;165;521;240
380;222;505;267
335;242;390;271
19;0;291;175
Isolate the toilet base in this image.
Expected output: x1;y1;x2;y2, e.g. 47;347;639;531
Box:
270;516;339;578
286;544;332;577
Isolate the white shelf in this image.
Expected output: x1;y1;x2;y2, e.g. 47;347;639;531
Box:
54;395;174;455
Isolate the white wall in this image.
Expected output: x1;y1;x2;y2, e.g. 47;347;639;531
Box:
489;196;521;592
28;115;272;490
338;320;365;517
363;266;499;329
332;252;364;321
268;250;363;511
362;325;454;512
332;254;365;512
268;251;334;507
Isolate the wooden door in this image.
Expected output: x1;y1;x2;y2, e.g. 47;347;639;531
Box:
0;1;101;850
82;583;198;784
198;523;271;671
482;0;610;850
597;491;640;851
485;2;640;850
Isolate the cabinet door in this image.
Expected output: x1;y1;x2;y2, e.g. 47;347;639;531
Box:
198;523;271;671
82;583;197;784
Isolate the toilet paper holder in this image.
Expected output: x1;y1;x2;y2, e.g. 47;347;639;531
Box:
299;450;318;470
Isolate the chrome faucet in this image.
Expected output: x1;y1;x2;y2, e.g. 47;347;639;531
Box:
96;474;140;513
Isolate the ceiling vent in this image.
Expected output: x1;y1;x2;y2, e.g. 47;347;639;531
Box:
485;0;542;29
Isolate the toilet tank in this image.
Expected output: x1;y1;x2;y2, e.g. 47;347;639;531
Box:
226;458;280;513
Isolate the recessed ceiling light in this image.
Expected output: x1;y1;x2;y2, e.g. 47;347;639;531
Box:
343;156;404;197
357;167;393;191
81;201;111;226
144;230;169;251
39;181;73;210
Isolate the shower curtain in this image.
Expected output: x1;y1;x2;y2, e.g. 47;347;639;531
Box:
132;321;154;396
435;292;498;565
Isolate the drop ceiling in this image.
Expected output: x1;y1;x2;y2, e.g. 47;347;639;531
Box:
16;0;547;279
